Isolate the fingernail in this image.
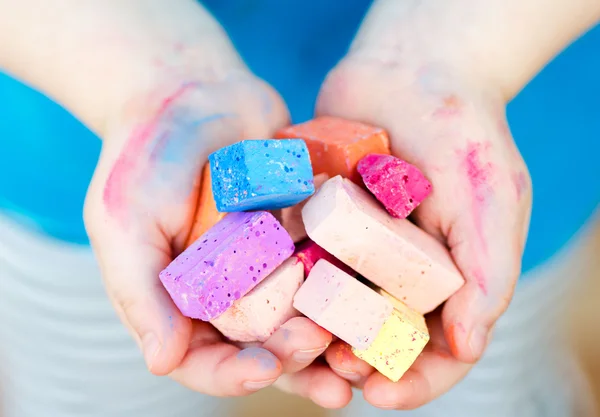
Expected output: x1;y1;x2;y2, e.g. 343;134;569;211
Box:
292;346;328;363
373;404;399;410
468;326;488;359
243;378;278;391
237;347;279;371
141;332;161;370
332;367;362;382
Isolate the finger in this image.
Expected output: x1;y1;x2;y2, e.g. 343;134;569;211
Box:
262;317;332;374
86;223;193;376
324;340;375;387
363;312;473;410
434;135;529;363
273;363;353;409
170;321;282;396
86;79;291;375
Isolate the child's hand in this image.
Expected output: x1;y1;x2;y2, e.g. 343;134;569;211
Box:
315;3;534;408
35;1;349;403
83;71;352;400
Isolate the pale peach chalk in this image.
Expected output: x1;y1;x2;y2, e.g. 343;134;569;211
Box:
210;257;304;342
279;173;330;242
293;259;393;350
186;163;226;247
301;176;465;314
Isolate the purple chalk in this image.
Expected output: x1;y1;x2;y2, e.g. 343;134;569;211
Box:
159;211;295;321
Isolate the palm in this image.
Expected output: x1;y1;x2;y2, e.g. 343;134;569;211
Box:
84;74;345;398
316;57;531;409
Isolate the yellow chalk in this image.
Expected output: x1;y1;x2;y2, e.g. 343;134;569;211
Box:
352;296;429;382
376;288;428;333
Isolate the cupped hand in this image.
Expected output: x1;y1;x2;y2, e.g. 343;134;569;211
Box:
84;68;348;403
317;39;532;409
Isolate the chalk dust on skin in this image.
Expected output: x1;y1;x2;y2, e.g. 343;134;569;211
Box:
280;327;292;341
236;347;279;371
334;343;356;367
456;141;496;294
459;142;495;253
102;82;229;226
495;115;529;202
512;171;529;201
471;267;488;296
432;95;463;118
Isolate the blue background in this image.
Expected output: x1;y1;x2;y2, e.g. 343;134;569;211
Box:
0;0;598;274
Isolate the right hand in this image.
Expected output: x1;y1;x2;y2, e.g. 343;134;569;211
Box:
82;18;351;408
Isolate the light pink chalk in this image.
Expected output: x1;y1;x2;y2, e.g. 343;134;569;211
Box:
279;173;330;242
357;154;432;219
301;176;464;314
293;259;393;350
210;257;304;342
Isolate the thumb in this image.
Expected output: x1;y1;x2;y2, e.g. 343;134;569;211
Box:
316;62;531;364
433;137;532;363
86;230;192;376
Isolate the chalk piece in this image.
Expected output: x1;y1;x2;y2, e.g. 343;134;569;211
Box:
279;173;330;242
159;211;295;321
185;163;227;247
358;154;432;218
301;176;464;314
208;139;315;212
352;299;429;382
275;116;390;184
294;239;354;277
293;259;392;350
211;257;304;342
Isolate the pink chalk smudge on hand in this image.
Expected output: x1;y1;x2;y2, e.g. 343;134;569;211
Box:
103;83;196;223
102;82;229;226
357;154;432;219
457;141;495;293
471;267;488;296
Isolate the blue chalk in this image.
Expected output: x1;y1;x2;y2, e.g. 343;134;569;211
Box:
208;139;315;212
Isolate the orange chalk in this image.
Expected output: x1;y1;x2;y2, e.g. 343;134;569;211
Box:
275;116;391;184
185;163;226;247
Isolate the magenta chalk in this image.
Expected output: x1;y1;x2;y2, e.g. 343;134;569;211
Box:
357;154;432;218
294;239;354;277
159;211;295;321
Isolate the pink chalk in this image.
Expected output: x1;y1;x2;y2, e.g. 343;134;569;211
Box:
302;176;464;314
159;211;295;321
211;257;304;342
357;154;432;218
294;239;354;277
293;259;393;350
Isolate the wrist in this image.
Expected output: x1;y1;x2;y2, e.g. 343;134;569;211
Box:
0;0;245;135
348;0;600;100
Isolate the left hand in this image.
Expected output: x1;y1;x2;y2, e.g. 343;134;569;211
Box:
314;3;532;409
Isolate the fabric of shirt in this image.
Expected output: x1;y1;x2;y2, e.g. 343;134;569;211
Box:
0;0;598;274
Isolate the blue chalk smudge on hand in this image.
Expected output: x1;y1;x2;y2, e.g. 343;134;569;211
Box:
208;139;315;212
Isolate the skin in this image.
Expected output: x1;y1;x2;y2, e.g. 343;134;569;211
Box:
317;0;600;409
0;0;339;406
1;0;599;411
